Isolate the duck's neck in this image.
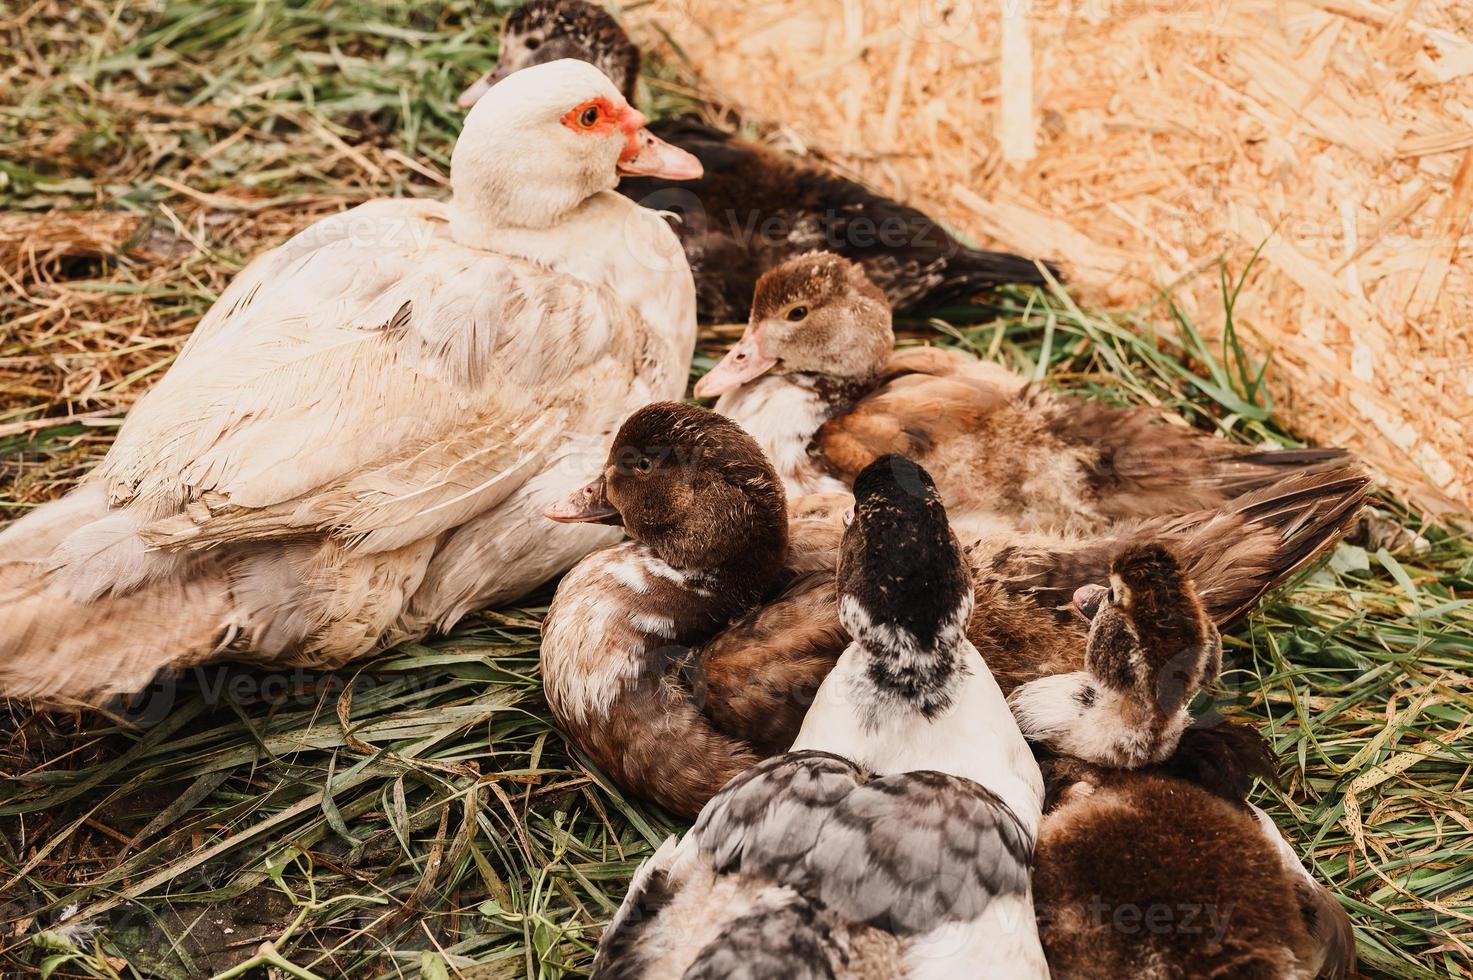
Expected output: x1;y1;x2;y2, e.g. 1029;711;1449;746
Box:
792;601;1045;833
714;373;870;496
842;597;975;727
541;522;789;729
658;521;791;625
453;192;696;387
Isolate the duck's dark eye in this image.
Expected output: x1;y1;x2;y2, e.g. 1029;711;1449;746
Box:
786;306;808;322
635;456;653;474
524;36;541;51
579;105;601;128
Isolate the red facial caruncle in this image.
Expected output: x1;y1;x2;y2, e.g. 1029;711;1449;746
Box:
561;97;649;163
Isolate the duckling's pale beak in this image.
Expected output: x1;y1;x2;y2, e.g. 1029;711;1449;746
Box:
617;125;703;181
458;69;504;109
545;476;622;524
1073;584;1109;621
694;326;778;398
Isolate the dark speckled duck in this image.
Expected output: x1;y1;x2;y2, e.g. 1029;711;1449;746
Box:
460;0;1058;323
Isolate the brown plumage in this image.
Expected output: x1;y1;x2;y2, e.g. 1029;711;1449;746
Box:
541;403;802;817
709;465;1370;759
1034;765;1315;978
542;404;1368;816
702;252;1355;538
462;1;1058;323
1035;727;1356;979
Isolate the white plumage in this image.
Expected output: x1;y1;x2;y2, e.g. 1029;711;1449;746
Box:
0;59;697;703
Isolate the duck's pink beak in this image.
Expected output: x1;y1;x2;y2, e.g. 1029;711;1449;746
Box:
694;325;778;398
1072;584;1109;621
618;125;703;181
545;475;622;524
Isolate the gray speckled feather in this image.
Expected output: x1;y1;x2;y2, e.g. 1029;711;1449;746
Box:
693;751;1032;936
682;894;843;980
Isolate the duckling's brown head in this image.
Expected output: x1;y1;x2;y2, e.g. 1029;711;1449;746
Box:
837;455;973;658
1008;543;1223;768
460;0;642;108
1080;543;1221;714
546;402;789;587
694;252;894;398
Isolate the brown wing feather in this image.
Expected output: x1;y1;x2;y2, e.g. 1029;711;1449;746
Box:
696;575;846;755
983;465;1369;629
1038;394;1354;520
817;373;1014;482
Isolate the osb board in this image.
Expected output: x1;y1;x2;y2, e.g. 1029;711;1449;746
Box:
637;0;1473;519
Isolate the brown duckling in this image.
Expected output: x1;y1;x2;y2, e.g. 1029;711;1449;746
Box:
1010;544;1356;977
461;0;1057;323
1006;543;1222;768
1035;722;1356;979
696;251;1353;538
540;402;837;816
590;456;1048;978
542;404;1367;816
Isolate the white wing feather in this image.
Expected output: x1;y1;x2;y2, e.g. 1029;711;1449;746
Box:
93;199;643;559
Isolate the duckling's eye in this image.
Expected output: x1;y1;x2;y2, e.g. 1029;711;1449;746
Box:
635;456;653;474
786;306;808;322
578;105;601;128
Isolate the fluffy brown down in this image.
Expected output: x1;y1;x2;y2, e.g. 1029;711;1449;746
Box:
1033;769;1316;979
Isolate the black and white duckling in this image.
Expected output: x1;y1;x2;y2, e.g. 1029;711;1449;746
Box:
697;251;1355;538
460;0;1057;323
590;455;1048;978
1035;724;1356;979
541;404;1367;816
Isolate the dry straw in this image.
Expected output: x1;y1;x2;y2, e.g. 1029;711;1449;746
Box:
639;0;1473;519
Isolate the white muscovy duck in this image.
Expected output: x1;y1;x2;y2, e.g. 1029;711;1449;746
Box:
589;455;1047;979
0;59;701;705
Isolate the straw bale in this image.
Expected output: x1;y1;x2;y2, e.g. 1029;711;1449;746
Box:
639;0;1473;516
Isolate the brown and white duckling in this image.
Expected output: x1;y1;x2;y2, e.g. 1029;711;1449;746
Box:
697;251;1353;538
1009;544;1357;976
461;0;1057;323
1035;724;1356;979
540;401;830;816
542;404;1367;816
590;456;1047;978
1006;543;1222;768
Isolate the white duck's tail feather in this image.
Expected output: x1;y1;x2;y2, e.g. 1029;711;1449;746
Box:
0;487;235;704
